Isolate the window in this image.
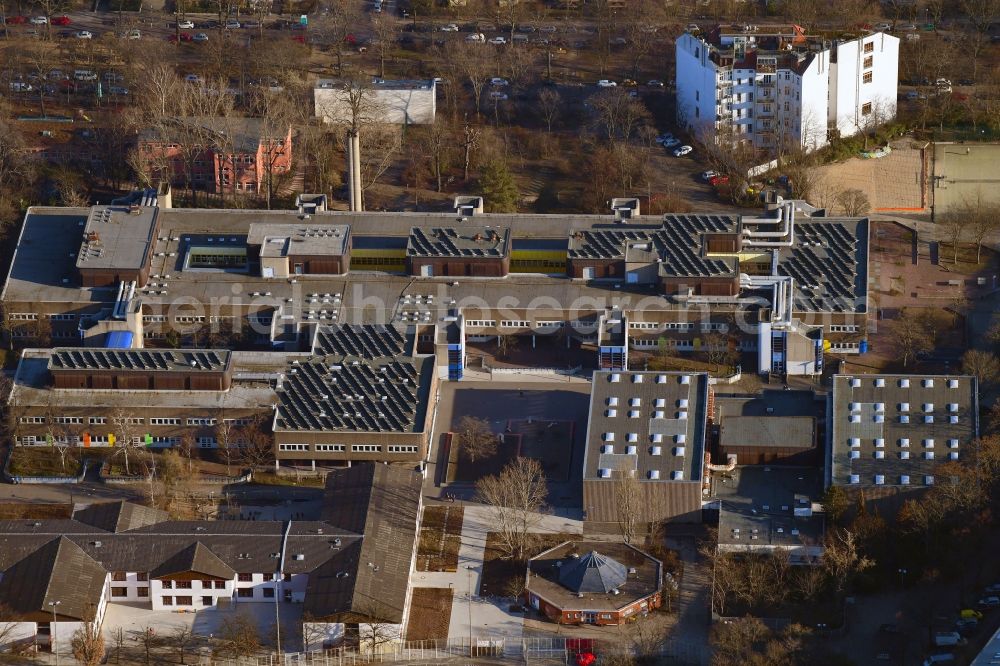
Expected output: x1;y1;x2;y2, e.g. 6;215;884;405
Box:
186;418;216;426
263;588;275;598
214;581;226;589
53;417;83;425
278;444;309;452
137;573;148;582
315;444;345;452
49;314;76;321
863;41;874;53
19;416;45;424
284;574;292;582
161;580;173;589
112;572;127;582
352;444;381;452
238;573;253;582
176;596;193;606
111;587;128;597
863;56;873;69
162;596;173;606
237;588;254;598
149;418;181;426
861;102;872;116
387;445;418;453
89;417;106;425
176;581;192;589
863;72;873;84
137;587;149;597
200;581;213;588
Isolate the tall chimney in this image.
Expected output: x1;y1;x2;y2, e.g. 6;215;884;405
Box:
346;130;363;212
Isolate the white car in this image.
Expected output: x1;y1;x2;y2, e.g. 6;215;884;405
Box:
126;29;141;39
466;32;485;43
673;145;693;157
30;16;47;25
9;81;32;92
488;36;507;45
225;19;240;29
75;30;92;39
440;23;459;32
177;19;194;29
490;77;509;87
596;79;616;87
193;32;209;42
184;73;203;83
701;170;718;181
488;91;508;100
875;22;892;31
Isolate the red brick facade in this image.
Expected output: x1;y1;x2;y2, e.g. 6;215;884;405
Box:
524;590;662;626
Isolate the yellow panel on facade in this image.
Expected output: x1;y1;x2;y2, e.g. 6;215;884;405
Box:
350;248;406;271
510;249;567;273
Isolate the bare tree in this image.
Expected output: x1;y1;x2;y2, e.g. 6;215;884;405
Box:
835;189;871;217
821;528;874;595
888;308;934;368
355;599;399;655
939;210;970;264
214;413;237;475
496;333;519;359
962;349;1000;391
248;89;296;210
456;416;497;463
311;0;362;76
168;625;197;665
135;626;160;666
475;457;548;560
110;407;142;476
0;604;24;653
614;471;641;544
235;414;273;469
71;621;105;666
216;616;260;658
370;15;398;79
538;88;562;133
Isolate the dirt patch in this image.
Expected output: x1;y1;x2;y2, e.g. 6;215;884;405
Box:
447;432;522;485
405;588;454;642
8;447;91;477
507;419;575;482
480;532;577;598
417;506;464;572
0;502;72;519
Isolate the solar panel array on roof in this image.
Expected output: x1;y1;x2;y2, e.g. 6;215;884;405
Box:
778;222;859;312
276;359;419;432
568;230;652;260
313;325;406;359
50;348;227;372
407;227;505;258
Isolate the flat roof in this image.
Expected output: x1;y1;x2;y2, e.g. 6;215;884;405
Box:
830;374;979;487
76;205;158;271
715;466;824;551
406;226;510;258
777;219;868;313
49;348;230;373
719;416;815;450
248;222;350;258
583;371;708;482
526;541;660;612
316;78;435;91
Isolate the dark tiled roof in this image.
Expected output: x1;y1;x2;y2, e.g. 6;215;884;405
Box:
0;536;106;621
73;501;169;533
558;551;627;594
307;464;421;623
151;541;236;580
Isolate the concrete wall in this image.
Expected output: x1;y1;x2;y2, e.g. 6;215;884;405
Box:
675;34;719;137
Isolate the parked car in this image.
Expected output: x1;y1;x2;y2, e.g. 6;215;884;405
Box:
933;631;964;647
710;175;730;186
184;73;203;83
242;19;260;28
686;23;699;33
193;32;209;42
29;16;47;24
225;19;240;29
75;30;93;39
490;77;509;86
700;170;718;181
488;36;507;45
905;90;926;100
488;91;508;100
48;69;68;80
647;79;665;88
878;623;900;634
177;19;194;29
984;583;1000;593
978;596;1000;608
169;32;192;42
539;25;557;33
596;79;616;87
466;32;485;42
875;22;892;31
440;23;458;32
959;608;983;620
51;15;71;25
9;81;32;92
897;23;917;31
108;85;129;95
673;145;693;157
126;29;141;39
73;70;97;81
906;33;920;41
662;138;680;148
103;72;123;82
4;15;27;24
923;655;955;665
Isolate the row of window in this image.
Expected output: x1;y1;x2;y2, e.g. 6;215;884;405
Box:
20;416;236;427
277;443;419;453
828;325;860;333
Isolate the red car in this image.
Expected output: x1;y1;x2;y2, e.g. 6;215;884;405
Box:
4;15;27;24
168;31;192;41
51;16;71;25
291;33;305;43
710;175;730;186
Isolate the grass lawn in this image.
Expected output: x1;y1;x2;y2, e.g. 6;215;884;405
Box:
404;588;453;642
8;447;83;477
251;471;326;487
417;506;464;572
0;502;72;519
480;532;577;598
103;453;153;478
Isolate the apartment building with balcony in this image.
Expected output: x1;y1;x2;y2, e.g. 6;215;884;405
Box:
676;24;899;154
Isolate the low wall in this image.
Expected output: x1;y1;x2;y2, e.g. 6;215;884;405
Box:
488;365;582;376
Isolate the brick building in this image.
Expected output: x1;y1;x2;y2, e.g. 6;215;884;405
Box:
524;541;662;626
137;117;292;196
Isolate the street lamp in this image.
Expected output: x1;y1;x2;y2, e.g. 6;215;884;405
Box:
48;600;61;666
898;568;907;588
465;565;474;658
